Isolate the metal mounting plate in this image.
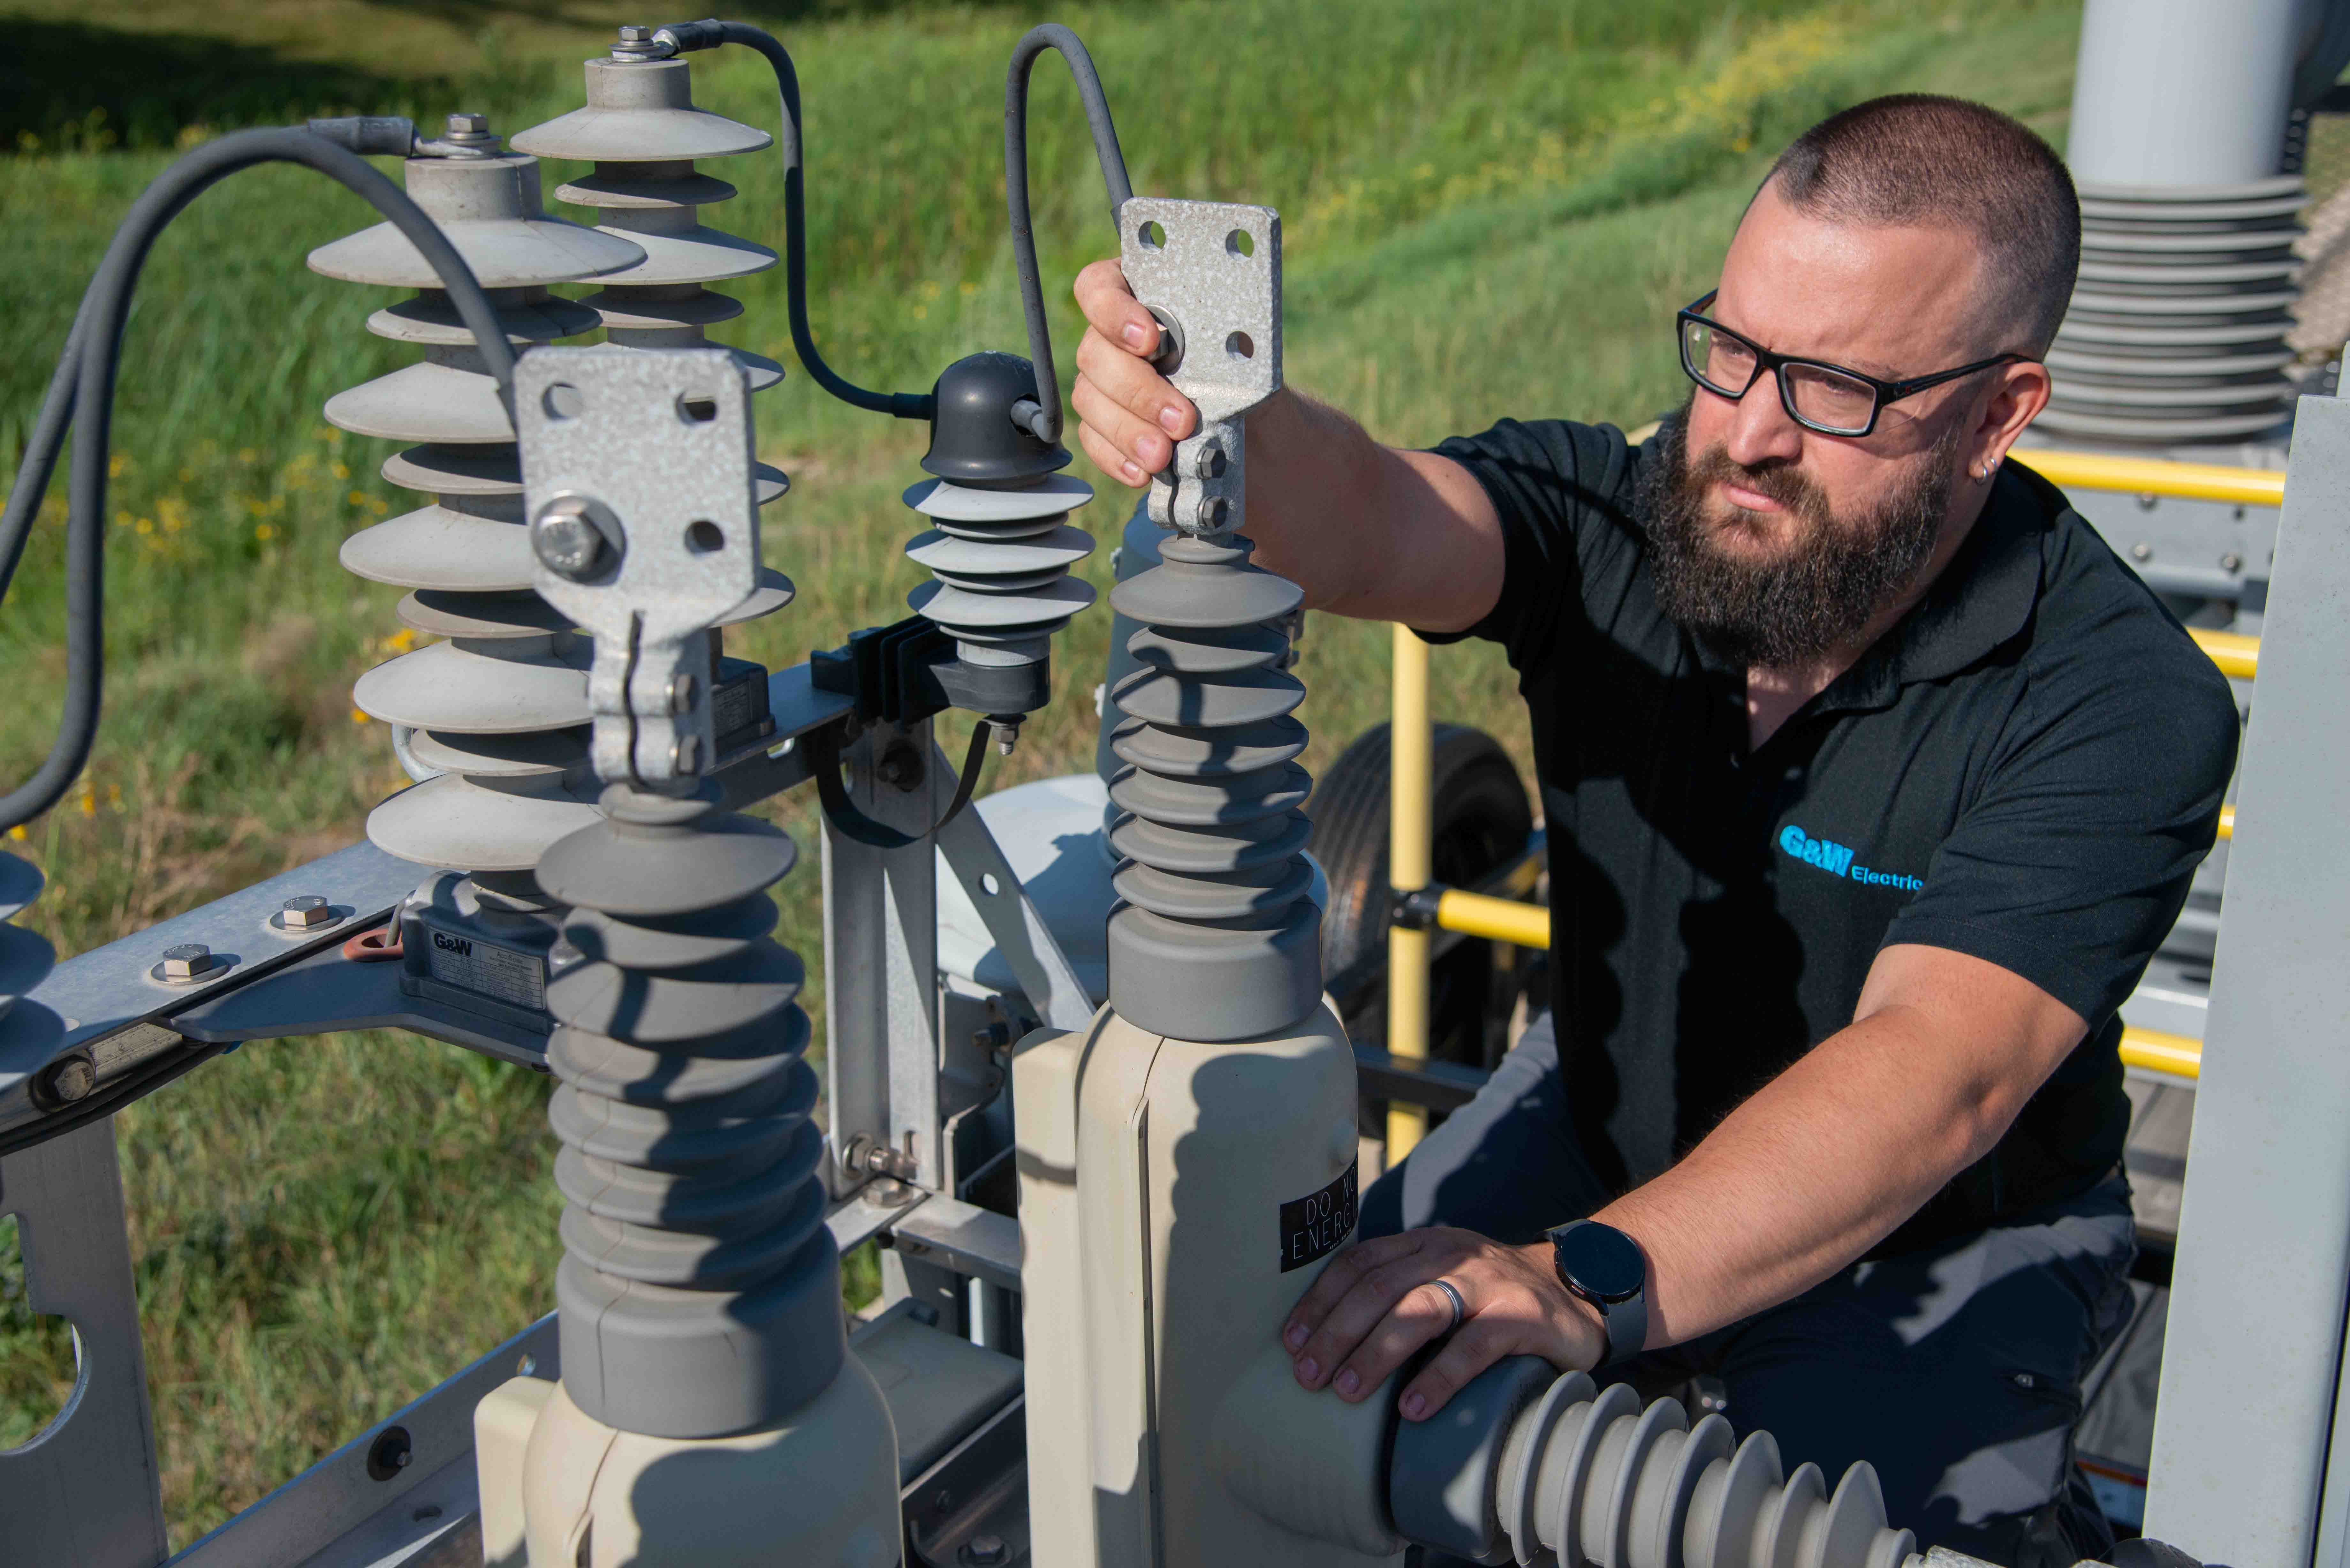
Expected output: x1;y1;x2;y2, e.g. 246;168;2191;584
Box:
1122;198;1283;537
517;345;762;786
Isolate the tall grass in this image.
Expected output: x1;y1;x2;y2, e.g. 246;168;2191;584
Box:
0;0;2083;1542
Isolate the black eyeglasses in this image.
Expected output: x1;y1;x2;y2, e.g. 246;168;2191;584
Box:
1676;291;2032;437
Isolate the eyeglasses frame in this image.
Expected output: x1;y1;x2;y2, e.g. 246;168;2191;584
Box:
1675;290;2034;438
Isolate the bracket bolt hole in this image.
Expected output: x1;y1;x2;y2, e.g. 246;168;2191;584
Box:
685;520;725;554
542;383;583;421
1138;220;1166;250
1225;331;1255;361
676;394;719;425
1225;228;1255;258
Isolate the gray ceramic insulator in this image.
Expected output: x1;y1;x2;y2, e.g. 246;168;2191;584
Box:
2043;0;2314;446
1103;528;1321;1041
0;852;53;1025
1391;1359;1917;1568
512;56;786;393
2040;178;2308;446
904;471;1097;668
310;140;644;884
533;783;845;1439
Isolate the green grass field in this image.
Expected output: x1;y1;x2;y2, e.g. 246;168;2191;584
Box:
0;0;2086;1542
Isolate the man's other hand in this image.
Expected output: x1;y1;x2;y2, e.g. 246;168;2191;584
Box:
1281;1227;1605;1420
1071;258;1198;487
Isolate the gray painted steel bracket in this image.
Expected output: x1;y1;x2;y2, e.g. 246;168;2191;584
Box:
1122;198;1281;537
932;744;1096;1034
519;345;766;788
0;1118;170;1568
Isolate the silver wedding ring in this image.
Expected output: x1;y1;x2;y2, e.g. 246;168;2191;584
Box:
1429;1277;1467;1336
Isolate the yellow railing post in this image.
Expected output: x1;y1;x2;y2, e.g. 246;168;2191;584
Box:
1387;623;1433;1158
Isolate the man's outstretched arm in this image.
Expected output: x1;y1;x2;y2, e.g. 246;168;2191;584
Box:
1279;943;2089;1419
1069;258;1504;631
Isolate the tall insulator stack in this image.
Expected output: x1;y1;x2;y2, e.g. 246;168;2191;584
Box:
533;783;839;1437
0;853;52;1033
308;118;643;898
904;353;1096;719
1103;528;1318;1041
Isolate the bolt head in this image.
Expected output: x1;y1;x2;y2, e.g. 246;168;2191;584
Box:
274;895;334;930
160;943;213;980
2131;542;2153;562
668;672;700;714
671;733;705;775
2220;551;2245;572
446;112;489;136
38;1056;95;1105
1194;443;1228;479
617;24;653;41
532;498;611;580
963;1533;1008;1565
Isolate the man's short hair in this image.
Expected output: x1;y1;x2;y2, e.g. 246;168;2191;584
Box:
1762;94;2079;357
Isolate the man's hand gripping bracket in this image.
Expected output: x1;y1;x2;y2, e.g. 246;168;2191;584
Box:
517;346;765;790
1123;199;1282;536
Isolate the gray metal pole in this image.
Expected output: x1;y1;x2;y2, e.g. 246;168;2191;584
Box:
2067;0;2301;186
2143;392;2350;1566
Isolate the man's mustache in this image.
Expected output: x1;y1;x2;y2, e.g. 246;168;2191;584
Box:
1683;443;1825;521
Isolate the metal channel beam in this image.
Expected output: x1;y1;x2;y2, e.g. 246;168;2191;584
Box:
2144;394;2350;1568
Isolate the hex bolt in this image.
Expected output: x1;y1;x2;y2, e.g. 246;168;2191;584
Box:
1194;443;1228;479
874;741;925;791
365;1426;414;1482
532;496;621;580
671;733;705;775
34;1055;95;1107
1201;497;1231;530
446;112;489;137
152;943;224;984
271;894;336;931
617;24;653;42
962;1534;1009;1566
668;672;700;714
2220;551;2245;572
2131;542;2154;562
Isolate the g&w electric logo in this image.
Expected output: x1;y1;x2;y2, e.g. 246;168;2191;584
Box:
1776;824;1923;893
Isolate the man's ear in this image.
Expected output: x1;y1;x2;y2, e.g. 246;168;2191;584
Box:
1974;360;2051;474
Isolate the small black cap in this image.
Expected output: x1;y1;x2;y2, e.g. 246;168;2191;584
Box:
921;351;1071;487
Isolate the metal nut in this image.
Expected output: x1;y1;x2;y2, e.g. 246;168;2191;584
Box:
153;943;222;984
532;495;622;581
1194;442;1228;479
962;1534;1009;1566
617;24;653;41
34;1055;94;1107
671;733;705;775
445;112;489;136
668;672;700;714
271;895;335;931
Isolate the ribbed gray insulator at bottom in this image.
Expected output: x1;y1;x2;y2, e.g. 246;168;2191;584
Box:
1395;1360;1916;1568
532;782;843;1440
1104;531;1321;1041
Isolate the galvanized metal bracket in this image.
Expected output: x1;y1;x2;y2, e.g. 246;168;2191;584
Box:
517;345;766;789
1120;198;1282;538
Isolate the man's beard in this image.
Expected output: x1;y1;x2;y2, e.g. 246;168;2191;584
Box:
1637;402;1960;668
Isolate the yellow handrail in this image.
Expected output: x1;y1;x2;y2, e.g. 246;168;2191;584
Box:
2190;628;2259;681
2014;450;2285;508
2119;1027;2202;1082
1387;624;1435;1158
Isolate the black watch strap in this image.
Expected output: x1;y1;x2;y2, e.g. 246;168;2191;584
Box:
1548;1219;1649;1366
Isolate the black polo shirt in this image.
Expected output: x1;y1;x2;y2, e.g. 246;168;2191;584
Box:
1424;418;2237;1252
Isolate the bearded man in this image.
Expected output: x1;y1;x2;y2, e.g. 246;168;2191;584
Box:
1068;94;2238;1566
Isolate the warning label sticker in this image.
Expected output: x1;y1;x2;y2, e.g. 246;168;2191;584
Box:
1277;1160;1359;1272
423;926;547;1011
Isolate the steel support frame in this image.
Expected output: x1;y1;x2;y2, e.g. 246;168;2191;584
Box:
2144;393;2350;1568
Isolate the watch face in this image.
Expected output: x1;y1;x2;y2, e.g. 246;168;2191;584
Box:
1554;1222;1645;1304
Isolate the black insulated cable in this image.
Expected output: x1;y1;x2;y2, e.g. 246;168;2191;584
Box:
1004;24;1135;444
0;126;517;832
656;19;934;421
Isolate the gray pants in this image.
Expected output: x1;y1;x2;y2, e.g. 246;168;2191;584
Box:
1361;1013;2136;1568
